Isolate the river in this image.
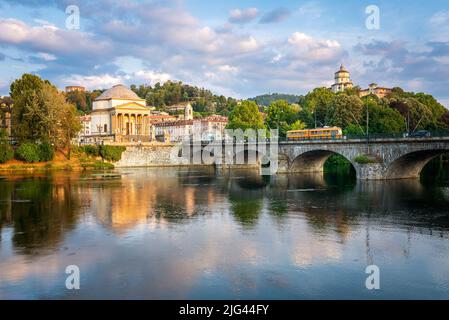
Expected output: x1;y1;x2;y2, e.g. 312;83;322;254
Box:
0;164;449;299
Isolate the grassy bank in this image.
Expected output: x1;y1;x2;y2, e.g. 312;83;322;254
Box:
0;146;121;172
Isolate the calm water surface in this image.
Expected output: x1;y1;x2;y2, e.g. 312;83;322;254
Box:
1;166;449;299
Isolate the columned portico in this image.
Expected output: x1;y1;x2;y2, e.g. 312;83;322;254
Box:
90;85;154;142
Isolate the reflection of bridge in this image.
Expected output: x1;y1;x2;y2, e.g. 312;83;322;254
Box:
185;137;449;180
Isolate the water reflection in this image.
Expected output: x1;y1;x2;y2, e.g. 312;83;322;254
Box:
0;165;449;299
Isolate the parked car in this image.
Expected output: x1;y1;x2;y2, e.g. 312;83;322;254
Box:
407;130;431;138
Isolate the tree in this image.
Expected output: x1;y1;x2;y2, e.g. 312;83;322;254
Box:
361;97;405;134
249;93;304;106
265;100;301;137
10;74;81;156
0;129;13;163
227;100;265;131
303;88;335;127
66;90;88;113
438;111;449;130
10;74;49;142
289;120;307;131
326;93;363;128
388;97;433;132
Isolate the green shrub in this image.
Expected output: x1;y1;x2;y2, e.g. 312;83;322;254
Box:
354;154;376;164
99;145;126;162
39;141;54;162
15;143;41;163
82;145;100;157
0;143;14;163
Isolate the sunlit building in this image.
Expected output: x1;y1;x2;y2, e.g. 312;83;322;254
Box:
359;83;392;99
331;65;353;93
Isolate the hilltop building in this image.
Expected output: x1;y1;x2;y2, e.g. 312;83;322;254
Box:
330;65;392;98
359;83;392;99
331;65;353;93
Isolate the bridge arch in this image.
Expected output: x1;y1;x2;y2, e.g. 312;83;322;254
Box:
289;149;356;174
385;149;448;179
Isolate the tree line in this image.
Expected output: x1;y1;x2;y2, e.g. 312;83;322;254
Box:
227;87;449;137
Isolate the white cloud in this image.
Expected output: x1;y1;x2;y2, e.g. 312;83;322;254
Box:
429;10;449;26
36;52;57;61
217;65;239;73
65;74;122;90
229;8;259;24
287;32;342;62
0;18;111;56
65;69;172;90
134;70;171;85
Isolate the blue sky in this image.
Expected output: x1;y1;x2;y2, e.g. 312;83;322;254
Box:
0;0;449;107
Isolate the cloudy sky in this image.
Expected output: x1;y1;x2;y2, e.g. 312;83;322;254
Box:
0;0;448;107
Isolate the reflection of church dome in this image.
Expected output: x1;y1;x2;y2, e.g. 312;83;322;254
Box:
95;84;142;101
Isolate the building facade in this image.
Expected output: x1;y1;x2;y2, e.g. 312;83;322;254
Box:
78;85;227;144
154;113;228;142
90;84;153;142
359;83;392;99
331;65;353;93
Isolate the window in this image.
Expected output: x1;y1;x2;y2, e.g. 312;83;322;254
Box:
104;124;108;133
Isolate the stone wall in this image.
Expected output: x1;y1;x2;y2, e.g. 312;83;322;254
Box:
114;145;178;167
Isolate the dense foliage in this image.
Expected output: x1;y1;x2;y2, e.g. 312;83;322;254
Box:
80;145;126;162
66;89;103;114
299;87;449;134
130;81;238;116
10;74;81;157
38;140;55;162
99;145;126;162
249;93;303;106
0;130;13;163
15;142;41;163
265;100;305;137
14;141;55;163
227;101;265;131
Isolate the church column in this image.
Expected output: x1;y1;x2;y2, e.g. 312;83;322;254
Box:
111;113;117;135
144;115;149;135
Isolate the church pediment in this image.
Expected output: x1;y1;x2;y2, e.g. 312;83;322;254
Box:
113;102;150;111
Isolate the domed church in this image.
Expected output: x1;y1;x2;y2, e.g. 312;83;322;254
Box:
90;84;153;141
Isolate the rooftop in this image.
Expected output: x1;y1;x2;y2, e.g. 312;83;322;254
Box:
95;84;143;101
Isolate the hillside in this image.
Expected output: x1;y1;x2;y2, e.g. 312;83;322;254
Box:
249;93;303;106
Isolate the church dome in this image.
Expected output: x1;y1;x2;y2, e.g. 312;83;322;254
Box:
335;64;349;74
95;84;142;101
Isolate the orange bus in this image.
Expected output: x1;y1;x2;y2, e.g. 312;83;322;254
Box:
287;127;343;140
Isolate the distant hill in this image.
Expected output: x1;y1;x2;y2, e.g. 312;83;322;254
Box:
249;93;303;106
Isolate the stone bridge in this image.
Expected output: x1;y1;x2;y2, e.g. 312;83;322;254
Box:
186;137;449;180
276;137;449;180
